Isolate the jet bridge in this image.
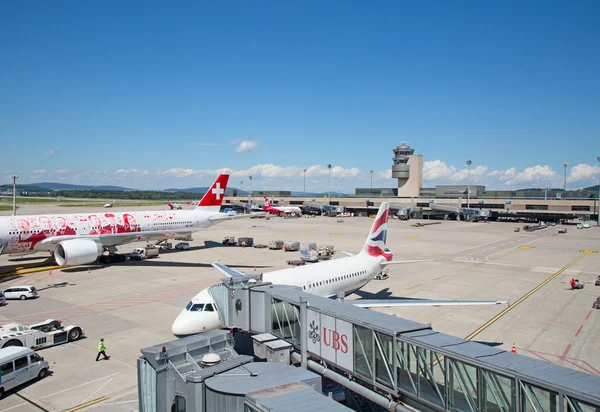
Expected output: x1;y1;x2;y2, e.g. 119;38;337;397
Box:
430;204;491;221
209;275;600;412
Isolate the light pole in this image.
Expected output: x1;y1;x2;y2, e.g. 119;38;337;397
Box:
466;160;472;208
370;170;373;189
327;164;332;205
303;169;307;194
240;181;243;193
597;157;600;227
248;176;252;209
563;162;568;192
11;175;18;216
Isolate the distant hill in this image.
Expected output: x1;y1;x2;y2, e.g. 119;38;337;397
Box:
26;182;135;191
164;187;210;193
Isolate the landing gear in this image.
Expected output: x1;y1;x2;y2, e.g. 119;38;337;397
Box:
99;246;127;264
99;254;126;264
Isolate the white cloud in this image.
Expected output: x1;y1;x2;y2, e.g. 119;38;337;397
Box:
378;169;391;179
114;168;152;178
55;169;69;174
234;139;260;152
451;165;488;182
487;165;559;186
423;160;456;180
32;169;47;174
45;147;59;157
568;163;600;183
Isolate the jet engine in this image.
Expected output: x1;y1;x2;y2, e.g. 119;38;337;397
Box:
54;239;103;267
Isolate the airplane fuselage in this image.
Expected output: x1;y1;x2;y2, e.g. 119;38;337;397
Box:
261;254;382;298
0;209;223;255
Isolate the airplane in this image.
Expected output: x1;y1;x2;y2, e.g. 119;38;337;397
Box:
172;202;508;336
0;174;261;266
103;200;115;208
167;200;184;210
263;197;302;216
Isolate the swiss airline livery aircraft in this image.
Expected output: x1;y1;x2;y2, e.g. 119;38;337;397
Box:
263;197;302;216
0;174;255;267
172;202;508;336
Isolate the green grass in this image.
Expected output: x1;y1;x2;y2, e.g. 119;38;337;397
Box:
0;197;82;204
0;205;16;211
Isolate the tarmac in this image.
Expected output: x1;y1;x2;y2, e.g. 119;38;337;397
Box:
0;204;599;411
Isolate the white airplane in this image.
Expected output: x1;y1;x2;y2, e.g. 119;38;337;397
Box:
0;174;259;266
167;200;184;210
172;202;508;336
263;197;302;216
103;200;115;208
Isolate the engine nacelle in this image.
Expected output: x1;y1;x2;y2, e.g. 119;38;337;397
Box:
54;239;103;267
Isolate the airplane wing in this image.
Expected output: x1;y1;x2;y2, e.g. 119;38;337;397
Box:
350;298;509;308
208;212;266;223
211;261;246;278
381;259;434;266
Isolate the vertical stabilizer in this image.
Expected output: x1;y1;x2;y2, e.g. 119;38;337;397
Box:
360;202;393;261
263;196;271;207
196;174;230;212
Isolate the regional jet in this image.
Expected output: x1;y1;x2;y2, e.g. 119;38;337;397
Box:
103;200;115;208
172;202;507;336
0;174;260;266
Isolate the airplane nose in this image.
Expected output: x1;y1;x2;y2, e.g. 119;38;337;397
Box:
171;310;203;337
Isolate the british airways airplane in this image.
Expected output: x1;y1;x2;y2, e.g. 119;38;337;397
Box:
0;174;258;266
172;202;508;336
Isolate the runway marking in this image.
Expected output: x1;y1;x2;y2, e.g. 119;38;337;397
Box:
406;236;420;239
329;232;343;236
519;348;600;375
586;310;592;320
561;344;572;359
447;237;512;255
575;325;583;337
405;283;423;291
64;396;109;412
455;267;469;272
41;373;121;399
433;274;448;281
580;249;597;254
518;245;535;249
465;253;587;341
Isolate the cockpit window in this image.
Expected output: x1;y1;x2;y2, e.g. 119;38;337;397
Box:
190;304;205;312
204;304;214;312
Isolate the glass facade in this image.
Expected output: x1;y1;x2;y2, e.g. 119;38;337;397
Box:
374;332;394;388
448;359;478;412
418;347;445;408
521;383;558;412
271;298;301;346
353;325;373;380
396;340;418;395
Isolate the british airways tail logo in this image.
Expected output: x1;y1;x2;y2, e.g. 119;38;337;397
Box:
364;209;393;261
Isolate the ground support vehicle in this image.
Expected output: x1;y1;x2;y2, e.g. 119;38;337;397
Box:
130;246;159;260
175;242;191;250
222;236;237;246
269;240;283;250
300;249;319;262
0;347;49;398
287;260;306;266
0;320;84;350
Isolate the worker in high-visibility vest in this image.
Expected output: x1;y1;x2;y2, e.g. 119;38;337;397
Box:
96;338;110;361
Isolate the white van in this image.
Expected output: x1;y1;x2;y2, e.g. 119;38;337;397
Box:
0;347;49;398
1;286;37;300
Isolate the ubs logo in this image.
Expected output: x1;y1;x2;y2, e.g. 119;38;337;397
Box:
323;327;348;353
308;320;320;344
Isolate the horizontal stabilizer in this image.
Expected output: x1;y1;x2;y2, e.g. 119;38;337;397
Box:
341;251;355;257
381;259;435;266
211;261;246;278
350;298;509;309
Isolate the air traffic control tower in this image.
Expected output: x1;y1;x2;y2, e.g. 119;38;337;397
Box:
391;142;423;197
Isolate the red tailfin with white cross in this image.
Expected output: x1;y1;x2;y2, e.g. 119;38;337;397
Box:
196;174;229;212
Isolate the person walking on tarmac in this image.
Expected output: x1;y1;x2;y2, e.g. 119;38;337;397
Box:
96;338;110;361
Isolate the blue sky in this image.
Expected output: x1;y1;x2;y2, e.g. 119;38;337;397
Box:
1;1;599;193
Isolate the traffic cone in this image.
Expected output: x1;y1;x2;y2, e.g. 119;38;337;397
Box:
88;268;91;274
49;270;52;275
511;343;516;354
254;267;256;272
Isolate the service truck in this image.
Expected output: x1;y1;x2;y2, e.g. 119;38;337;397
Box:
129;246;159;260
